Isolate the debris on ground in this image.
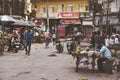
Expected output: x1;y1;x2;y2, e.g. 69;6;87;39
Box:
48;54;57;57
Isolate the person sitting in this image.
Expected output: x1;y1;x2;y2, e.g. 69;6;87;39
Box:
97;44;112;72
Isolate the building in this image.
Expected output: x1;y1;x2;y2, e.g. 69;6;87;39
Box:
0;0;32;20
0;0;33;32
93;0;120;34
31;0;93;38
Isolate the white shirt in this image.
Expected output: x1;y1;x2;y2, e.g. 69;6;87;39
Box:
115;37;119;44
105;38;110;47
109;38;115;45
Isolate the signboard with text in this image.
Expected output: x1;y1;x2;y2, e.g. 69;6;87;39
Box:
58;12;80;19
60;19;81;24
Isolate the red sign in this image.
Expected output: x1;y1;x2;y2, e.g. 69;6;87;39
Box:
58;12;80;19
60;19;81;24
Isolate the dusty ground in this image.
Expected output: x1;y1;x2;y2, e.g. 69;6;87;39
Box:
0;43;120;80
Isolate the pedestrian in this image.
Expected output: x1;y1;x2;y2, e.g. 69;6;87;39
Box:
76;31;83;45
51;29;56;45
25;28;33;55
90;31;96;48
97;44;112;72
109;36;115;47
115;35;119;45
94;31;101;51
100;31;106;45
105;35;110;48
44;30;51;48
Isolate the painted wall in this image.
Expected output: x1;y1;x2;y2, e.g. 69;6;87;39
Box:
31;0;88;18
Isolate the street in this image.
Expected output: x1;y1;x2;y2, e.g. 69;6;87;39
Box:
0;42;119;80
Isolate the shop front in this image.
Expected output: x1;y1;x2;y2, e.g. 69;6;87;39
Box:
82;18;93;38
57;12;81;37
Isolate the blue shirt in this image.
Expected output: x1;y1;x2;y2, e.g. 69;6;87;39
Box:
100;45;112;59
25;30;33;44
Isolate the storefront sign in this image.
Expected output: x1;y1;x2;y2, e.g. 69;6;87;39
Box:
58;12;80;19
82;21;93;25
60;19;81;24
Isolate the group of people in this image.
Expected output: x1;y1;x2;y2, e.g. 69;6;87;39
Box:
1;28;34;56
90;31;120;72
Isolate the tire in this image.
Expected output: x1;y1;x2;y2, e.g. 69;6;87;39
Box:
20;44;25;50
58;45;63;53
13;48;18;53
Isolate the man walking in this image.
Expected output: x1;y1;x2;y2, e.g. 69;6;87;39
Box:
25;28;33;55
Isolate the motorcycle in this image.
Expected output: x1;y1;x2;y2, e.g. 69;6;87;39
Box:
12;40;21;53
56;40;63;53
66;37;76;54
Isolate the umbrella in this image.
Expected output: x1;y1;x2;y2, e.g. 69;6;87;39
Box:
28;21;36;27
0;15;15;23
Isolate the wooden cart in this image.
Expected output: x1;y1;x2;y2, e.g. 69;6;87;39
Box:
72;53;96;73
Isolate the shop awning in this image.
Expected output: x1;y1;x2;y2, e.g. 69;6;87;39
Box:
0;15;15;23
27;21;36;27
11;19;30;26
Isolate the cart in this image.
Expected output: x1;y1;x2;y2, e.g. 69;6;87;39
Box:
72;52;96;73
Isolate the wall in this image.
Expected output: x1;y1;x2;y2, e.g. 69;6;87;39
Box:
31;0;88;18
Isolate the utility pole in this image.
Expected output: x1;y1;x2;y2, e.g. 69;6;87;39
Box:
106;0;110;35
98;0;103;32
9;0;12;16
89;0;96;31
46;0;49;31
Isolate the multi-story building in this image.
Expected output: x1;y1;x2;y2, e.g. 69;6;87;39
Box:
94;0;120;34
31;0;93;37
0;0;32;20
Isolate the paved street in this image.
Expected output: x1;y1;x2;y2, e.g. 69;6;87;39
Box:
0;42;120;80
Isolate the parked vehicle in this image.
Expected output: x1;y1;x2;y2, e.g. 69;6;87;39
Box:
66;37;76;54
56;40;63;53
12;40;21;53
19;41;25;50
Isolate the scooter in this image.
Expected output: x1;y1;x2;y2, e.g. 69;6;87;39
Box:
56;40;63;53
12;40;21;53
66;37;76;54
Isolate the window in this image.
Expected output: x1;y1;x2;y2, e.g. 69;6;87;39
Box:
48;6;54;13
40;7;45;13
57;4;64;12
67;5;73;12
79;4;84;12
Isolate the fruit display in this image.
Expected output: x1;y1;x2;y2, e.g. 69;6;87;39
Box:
76;46;81;54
